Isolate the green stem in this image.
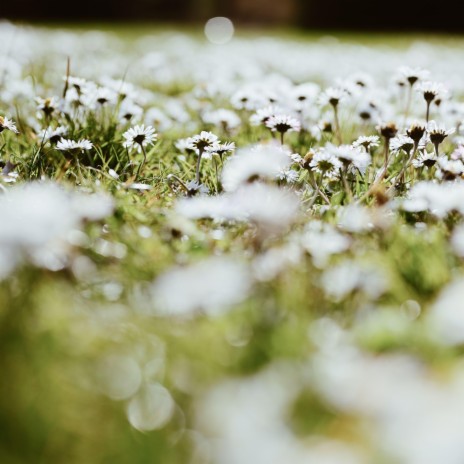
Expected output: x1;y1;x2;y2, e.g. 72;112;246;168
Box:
195;147;204;185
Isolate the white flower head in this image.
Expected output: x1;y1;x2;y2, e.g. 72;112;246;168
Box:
221;144;291;191
309;150;343;178
56;138;93;153
390;135;415;154
327;143;371;173
265;114;301;134
417;81;448;102
39;126;68;144
427;120;455;147
318;87;348;107
398;66;429;86
206;141;236;159
203;109;241;131
152;257;251;317
0;116;19;134
412;150;437;168
186;131;220;152
249;105;285;126
352;135;380;150
122;125;157;153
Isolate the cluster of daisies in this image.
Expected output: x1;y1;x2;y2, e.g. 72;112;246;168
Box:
5;22;464;464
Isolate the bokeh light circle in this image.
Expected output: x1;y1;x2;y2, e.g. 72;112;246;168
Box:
204;17;234;45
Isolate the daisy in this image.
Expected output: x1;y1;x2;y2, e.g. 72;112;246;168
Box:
95;86;117;106
309;151;343;178
406;121;427;145
318;87;348;108
249;105;284;126
352;135;380;151
186;131;219;152
398;66;429;87
291;82;320;105
206;141;236;160
412;151;437;169
122;125;157;154
318;87;347;143
221;144;290;192
417;81;447;103
436;156;464;180
118;100;143;123
0;116;19;134
265;114;300;144
328;144;371;174
56;138;93;154
390;135;415;155
175;138;197;155
427;121;455;155
36;97;58;118
67;76;88;94
203;109;241;132
123;125;157;178
186;131;220;184
377;122;398;140
417;81;448;121
39;126;68;144
144;108;172;132
277;169;299;183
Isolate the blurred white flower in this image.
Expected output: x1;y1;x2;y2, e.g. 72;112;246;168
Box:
221;144;291;191
301;221;350;267
0;115;19;134
0;182;113;277
427;278;464;345
152;256;251;317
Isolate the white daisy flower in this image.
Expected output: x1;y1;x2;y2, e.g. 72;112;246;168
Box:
186;131;220;152
221;144;290;192
249;105;284;126
436;156;464;180
39;126;68;144
0;116;19;134
36;97;59;117
309;151;343;178
412;151;437;168
122;125;157;153
318;87;348;107
186;131;220;184
398;66;429;86
327;143;371;173
203;109;241;131
265;114;301;134
417;81;448;103
56;138;93;153
352;135;380;151
390;135;415;154
427;120;455;153
206;141;236;159
406;121;427;144
94;86;118;106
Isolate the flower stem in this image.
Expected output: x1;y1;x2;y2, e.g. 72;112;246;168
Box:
135;144;147;179
404;84;413;122
333;104;342;144
426;101;431;122
195;147;204;184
